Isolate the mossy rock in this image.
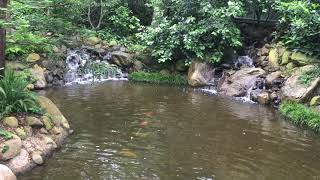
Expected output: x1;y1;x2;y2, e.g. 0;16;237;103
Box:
26;53;41;62
5;61;27;70
310;96;320;106
281;51;291;65
290;52;312;66
86;37;101;46
268;48;280;67
2;117;18;128
42;115;53;130
15;128;27;140
286;62;296;70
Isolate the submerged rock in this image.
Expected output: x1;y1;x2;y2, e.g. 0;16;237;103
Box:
219;68;266;97
0;164;16;180
281;65;320;102
187;60;215;87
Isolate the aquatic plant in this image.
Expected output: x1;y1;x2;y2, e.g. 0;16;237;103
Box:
129;72;187;85
280;101;320;131
0;70;42;119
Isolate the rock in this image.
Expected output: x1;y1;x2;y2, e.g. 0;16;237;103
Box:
286;62;296;70
26;84;34;91
281;65;320;102
187;60;215;87
39;128;48;134
310;96;320;106
175;59;188;72
268;48;280;67
160;69;170;75
257;92;270;105
6;149;31;174
31;152;43;165
24;126;33;137
266;71;282;86
2;117;18;128
258;47;269;56
0;164;16;180
110;51;134;67
133;61;143;72
50;127;63;135
219;68;266;97
41;116;53;130
30;64;47;89
85;37;101;46
0;135;22;161
15;128;27;140
281;51;291;65
37;96;70;129
26;117;43;127
290;52;310;66
26;53;41;62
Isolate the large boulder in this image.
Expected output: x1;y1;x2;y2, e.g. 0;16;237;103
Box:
219;68;266;97
281;65;320;102
290;52;311;66
110;51;134;68
187;60;215;87
0;165;16;180
30;64;47;89
37;96;70;130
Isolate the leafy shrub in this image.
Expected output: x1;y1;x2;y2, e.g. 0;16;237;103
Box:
142;0;244;63
275;0;320;57
129;72;187;85
279;101;320;131
0;70;42;119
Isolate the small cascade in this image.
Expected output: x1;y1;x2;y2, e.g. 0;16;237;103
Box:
235;86;256;103
65;49;127;85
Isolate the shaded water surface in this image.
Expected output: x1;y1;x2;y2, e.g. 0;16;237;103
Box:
21;82;320;180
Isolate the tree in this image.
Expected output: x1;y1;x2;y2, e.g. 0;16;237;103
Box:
0;0;8;76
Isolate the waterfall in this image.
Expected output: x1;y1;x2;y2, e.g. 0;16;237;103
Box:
64;49;127;85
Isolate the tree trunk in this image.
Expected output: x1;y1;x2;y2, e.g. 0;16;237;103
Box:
0;0;8;77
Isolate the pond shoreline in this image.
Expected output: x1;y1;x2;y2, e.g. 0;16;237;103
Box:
0;96;71;178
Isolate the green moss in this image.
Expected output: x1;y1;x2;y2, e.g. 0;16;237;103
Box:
0;129;13;140
129;72;187;85
279;101;320;131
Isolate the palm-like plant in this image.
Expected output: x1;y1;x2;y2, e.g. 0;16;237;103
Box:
0;70;42;119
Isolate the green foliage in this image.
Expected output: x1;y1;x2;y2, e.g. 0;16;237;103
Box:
0;129;13;140
129;72;187;85
81;61;120;81
275;0;320;57
142;0;244;63
0;70;42;119
299;66;320;85
280;101;320;131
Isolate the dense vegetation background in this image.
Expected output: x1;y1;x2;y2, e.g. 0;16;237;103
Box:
0;0;319;65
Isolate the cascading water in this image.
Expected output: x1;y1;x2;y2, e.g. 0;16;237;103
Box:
64;49;127;85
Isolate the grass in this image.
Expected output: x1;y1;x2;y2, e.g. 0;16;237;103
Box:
279;101;320;131
129;72;187;85
0;70;42;119
299;66;320;85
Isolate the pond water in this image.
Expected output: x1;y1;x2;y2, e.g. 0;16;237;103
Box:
21;82;320;180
